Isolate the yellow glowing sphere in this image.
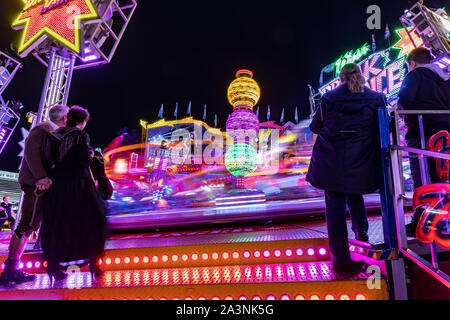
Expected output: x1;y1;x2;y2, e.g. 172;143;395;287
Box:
227;69;261;108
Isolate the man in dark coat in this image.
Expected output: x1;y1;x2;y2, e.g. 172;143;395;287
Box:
0;105;68;285
397;47;450;236
306;63;385;272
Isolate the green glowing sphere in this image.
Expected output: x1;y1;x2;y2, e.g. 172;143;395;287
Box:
224;143;258;177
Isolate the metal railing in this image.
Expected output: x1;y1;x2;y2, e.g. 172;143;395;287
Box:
390;109;450;289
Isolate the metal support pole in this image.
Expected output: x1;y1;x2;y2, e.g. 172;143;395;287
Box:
63;55;76;105
378;108;398;249
379;108;409;299
391;147;408;249
36;48;57;126
417;115;430;185
389;259;409;300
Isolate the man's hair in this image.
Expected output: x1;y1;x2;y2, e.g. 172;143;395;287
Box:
67;105;90;127
407;47;432;65
48;105;69;122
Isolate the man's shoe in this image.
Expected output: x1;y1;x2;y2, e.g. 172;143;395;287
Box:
356;231;369;242
0;270;36;285
333;261;366;273
406;208;425;238
406;221;418;237
406;214;422;238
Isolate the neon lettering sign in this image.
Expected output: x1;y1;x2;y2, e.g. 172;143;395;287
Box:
413;183;450;249
23;0;70;14
12;0;98;57
334;43;371;77
319;49;407;100
41;0;71;15
427;130;450;181
319;28;426;101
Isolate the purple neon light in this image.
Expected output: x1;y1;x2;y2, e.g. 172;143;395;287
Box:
82;55;99;62
226;108;259;134
263;250;271;258
296;248;303;256
307;248;315;256
319;248;327;255
285;249;293;257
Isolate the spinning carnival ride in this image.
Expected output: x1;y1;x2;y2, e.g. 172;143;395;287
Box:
101;2;449;230
0;0;447;301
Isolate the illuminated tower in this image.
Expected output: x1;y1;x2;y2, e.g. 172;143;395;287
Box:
224;70;261;188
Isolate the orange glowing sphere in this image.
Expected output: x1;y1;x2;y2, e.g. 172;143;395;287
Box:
227;69;261;109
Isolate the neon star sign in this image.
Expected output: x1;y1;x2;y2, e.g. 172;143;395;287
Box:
12;0;98;57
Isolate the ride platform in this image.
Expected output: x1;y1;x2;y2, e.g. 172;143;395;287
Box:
0;213;421;300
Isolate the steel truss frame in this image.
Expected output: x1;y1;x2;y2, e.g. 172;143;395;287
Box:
32;0;137;70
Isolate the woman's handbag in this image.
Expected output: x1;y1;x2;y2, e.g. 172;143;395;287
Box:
90;152;114;201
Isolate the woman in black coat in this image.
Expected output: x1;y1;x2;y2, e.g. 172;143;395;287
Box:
306;63;385;273
42;106;106;283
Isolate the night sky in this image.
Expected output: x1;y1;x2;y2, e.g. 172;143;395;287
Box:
0;0;447;172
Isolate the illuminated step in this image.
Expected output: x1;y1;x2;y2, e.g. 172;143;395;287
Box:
0;238;329;273
97;238;330;271
0;262;387;300
0;226;330;272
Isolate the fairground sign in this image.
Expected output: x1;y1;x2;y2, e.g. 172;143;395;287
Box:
12;0;98;57
319;27;424;101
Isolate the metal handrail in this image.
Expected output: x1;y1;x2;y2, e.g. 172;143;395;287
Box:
389;108;450;292
396;110;450;115
391;145;450;160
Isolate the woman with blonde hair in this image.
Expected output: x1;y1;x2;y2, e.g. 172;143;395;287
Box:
306;63;386;273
